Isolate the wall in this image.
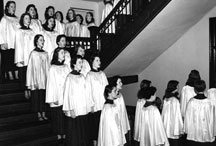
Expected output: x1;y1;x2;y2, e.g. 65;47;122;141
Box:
121;6;216;106
4;0;100;25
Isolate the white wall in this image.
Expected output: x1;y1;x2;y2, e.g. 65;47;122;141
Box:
4;0;100;25
121;6;216;106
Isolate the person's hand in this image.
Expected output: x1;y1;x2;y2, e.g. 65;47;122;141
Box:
1;43;8;50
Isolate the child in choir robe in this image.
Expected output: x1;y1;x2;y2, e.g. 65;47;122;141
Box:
111;76;130;144
180;69;200;119
42;16;59;59
15;13;35;98
25;4;42;34
46;47;71;140
86;54;108;146
65;8;80;37
133;79;150;143
76;14;90;37
0;1;20;81
98;84;126;146
184;80;215;146
101;0;115;33
162;80;183;146
74;45;91;77
63;55;94;146
55;11;65;34
139;86;169;146
26;34;49;121
85;12;96;27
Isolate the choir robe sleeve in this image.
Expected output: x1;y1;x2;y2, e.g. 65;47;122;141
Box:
65;21;80;37
80;25;90;37
55;20;65;34
98;105;122;146
0;17;7;45
14;30;24;66
81;59;91;77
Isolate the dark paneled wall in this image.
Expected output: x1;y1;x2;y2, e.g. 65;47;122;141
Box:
0;0;3;19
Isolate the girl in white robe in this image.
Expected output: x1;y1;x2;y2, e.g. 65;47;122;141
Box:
111;76;130;144
180;69;200;119
133;79;151;142
63;55;94;146
46;47;70;140
139;86;169;146
25;4;42;34
86;55;108;146
0;1;20;81
42;16;59;60
15;13;35;98
76;14;90;38
162;80;183;146
86;12;96;27
184;80;215;145
74;45;91;77
54;11;65;35
98;85;125;146
26;34;49;121
65;8;80;37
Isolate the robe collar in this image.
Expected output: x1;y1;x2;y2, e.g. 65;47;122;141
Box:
71;70;81;75
105;99;114;104
194;93;207;100
34;47;45;52
55;61;64;66
20;25;30;30
91;68;100;72
6;13;16;17
144;100;156;108
68;19;76;23
163;92;179;100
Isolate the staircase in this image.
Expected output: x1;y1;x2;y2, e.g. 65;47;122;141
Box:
0;82;58;146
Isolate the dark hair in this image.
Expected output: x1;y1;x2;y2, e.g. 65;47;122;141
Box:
104;84;115;100
85;12;95;25
163;80;179;99
42;16;56;31
44;6;55;20
104;0;113;5
145;86;157;100
74;45;85;54
66;8;76;22
51;47;64;65
70;55;83;69
194;80;206;93
140;79;151;89
89;53;100;68
4;1;16;17
55;11;64;23
25;4;38;19
34;34;43;47
76;14;83;24
19;13;31;28
186;70;201;87
56;34;66;45
110;75;122;87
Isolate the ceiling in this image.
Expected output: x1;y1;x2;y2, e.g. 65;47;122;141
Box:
104;0;216;76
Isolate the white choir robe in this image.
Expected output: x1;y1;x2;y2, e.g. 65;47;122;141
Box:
114;93;130;135
63;73;94;117
30;19;43;34
162;97;183;139
180;85;196;118
80;24;90;37
42;30;59;60
0;15;20;49
98;103;126;146
80;59;91;77
15;29;35;67
139;105;169;146
26;50;49;90
55;20;65;35
133;98;146;141
184;97;215;142
101;3;116;33
65;21;80;37
86;71;108;112
46;64;70;107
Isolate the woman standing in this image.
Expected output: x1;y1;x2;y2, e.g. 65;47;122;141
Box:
0;1;20;81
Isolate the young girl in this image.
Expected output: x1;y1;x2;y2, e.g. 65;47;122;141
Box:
162;80;183;146
15;13;35;98
46;47;71;140
139;86;169;146
0;1;20;81
54;11;65;34
184;80;215;145
86;54;108;146
180;69;200;119
76;14;90;37
133;79;151;143
111;76;130;144
85;12;96;27
26;34;49;121
98;84;125;146
63;55;94;146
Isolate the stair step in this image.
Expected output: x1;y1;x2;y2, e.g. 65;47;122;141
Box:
0;121;52;141
0;92;26;104
0;82;22;91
